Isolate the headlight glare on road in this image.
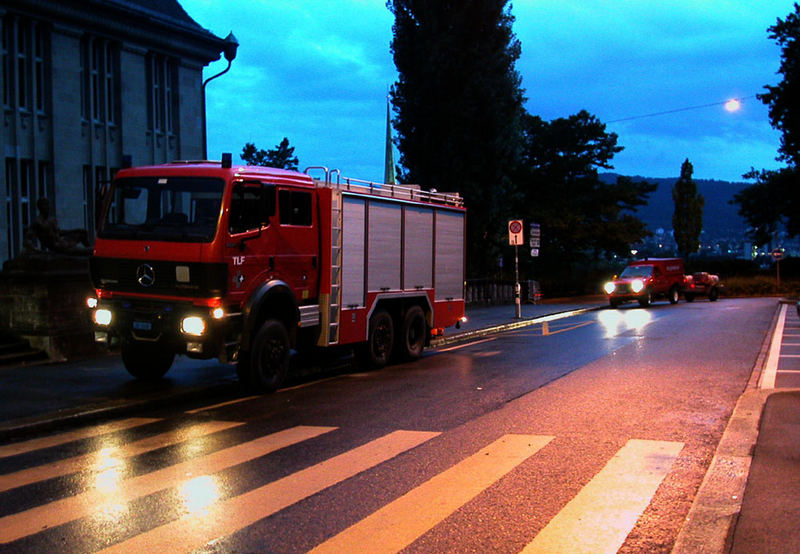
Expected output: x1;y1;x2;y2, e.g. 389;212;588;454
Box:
631;279;645;293
94;308;112;326
181;316;206;336
603;282;616;294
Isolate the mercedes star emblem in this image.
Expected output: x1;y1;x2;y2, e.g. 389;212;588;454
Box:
136;263;155;287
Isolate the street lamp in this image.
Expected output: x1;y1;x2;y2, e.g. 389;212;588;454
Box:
202;31;239;160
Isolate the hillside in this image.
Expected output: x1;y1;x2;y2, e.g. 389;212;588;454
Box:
600;173;749;235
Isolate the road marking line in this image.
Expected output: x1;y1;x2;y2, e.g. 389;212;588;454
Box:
521;439;683;554
98;429;439;554
759;303;786;389
0;418;161;459
0;425;336;544
542;320;594;336
185;396;261;414
779;354;800;358
310;434;553;554
437;337;496;352
0;420;243;494
777;370;800;374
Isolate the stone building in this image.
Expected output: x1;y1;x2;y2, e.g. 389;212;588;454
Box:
0;0;231;264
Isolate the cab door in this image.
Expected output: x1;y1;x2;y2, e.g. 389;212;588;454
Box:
225;181;276;302
273;187;318;304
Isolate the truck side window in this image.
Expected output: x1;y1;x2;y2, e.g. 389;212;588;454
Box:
229;184;275;234
279;190;312;226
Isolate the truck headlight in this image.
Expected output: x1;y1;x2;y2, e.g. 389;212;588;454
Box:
181;316;206;336
603;282;616;294
94;308;112;326
631;279;645;293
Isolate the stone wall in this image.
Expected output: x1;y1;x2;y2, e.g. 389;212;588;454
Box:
0;257;100;361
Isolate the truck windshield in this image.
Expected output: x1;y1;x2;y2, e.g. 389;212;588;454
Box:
97;177;224;242
620;265;653;278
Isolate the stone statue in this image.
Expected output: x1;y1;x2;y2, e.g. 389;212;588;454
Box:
22;198;91;256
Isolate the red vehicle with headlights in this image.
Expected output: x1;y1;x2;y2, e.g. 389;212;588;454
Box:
604;258;685;308
88;157;466;391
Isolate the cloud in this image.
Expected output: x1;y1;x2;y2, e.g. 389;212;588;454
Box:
184;0;796;182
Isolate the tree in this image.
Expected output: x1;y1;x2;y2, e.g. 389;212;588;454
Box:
516;111;654;268
672;159;704;260
241;138;299;170
760;4;800;167
734;5;800;245
388;0;525;277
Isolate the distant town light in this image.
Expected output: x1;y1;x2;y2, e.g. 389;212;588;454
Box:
725;98;741;112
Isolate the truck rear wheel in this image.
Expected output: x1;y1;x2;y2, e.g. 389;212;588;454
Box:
398;306;426;360
708;287;719;301
365;309;394;369
247;319;290;392
121;338;174;380
668;285;679;304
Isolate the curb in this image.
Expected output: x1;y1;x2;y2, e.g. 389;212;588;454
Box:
430;305;604;348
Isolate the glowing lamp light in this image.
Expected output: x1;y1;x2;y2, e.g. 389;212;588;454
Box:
724;98;741;112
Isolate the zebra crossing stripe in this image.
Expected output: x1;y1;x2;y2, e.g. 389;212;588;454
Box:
98;429;440;554
310;434;554;554
0;417;161;459
521;439;683;554
0;425;336;544
0;419;243;494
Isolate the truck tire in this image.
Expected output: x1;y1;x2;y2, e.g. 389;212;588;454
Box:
365;309;394;369
398;306;426;360
638;290;652;307
708;287;719;302
668;285;680;304
121;338;174;380
248;319;290;392
685;293;695;302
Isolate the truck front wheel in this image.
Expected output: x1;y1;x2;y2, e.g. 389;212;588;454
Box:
398;306;426;360
121;338;174;380
247;319;290;393
709;287;719;301
638;291;652;307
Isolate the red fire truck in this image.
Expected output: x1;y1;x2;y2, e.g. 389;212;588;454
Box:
87;157;466;391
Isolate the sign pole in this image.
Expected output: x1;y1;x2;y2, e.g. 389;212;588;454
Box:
515;243;521;319
509;220;524;319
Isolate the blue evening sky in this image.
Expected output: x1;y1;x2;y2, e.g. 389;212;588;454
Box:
183;1;796;183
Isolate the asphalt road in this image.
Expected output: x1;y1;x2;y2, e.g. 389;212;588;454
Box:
0;297;777;552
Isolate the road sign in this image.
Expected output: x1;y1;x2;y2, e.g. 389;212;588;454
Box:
509;220;523;245
529;223;540;255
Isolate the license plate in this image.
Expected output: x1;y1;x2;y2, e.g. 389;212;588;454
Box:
133;320;152;331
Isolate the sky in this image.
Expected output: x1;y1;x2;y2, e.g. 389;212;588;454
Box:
182;1;798;184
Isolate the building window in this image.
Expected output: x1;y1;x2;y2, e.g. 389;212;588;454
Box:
146;53;178;135
1;15;49;114
5;158;48;258
80;35;119;124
